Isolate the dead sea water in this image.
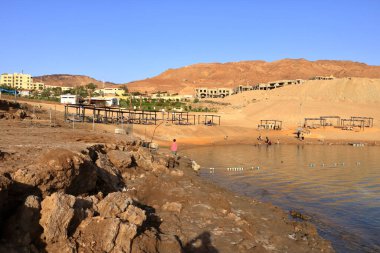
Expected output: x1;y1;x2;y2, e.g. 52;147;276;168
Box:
182;144;380;253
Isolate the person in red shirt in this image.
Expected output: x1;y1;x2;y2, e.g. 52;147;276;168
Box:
170;139;178;156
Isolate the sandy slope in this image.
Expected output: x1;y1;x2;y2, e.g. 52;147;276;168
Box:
218;78;380;126
4;77;380;146
145;78;380;146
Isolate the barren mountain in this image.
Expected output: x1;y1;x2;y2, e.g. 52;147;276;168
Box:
33;74;117;88
126;59;380;94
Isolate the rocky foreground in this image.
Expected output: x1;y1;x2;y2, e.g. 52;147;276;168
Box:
0;143;334;253
0;100;334;253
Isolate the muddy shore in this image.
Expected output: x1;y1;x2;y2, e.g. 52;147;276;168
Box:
0;100;335;252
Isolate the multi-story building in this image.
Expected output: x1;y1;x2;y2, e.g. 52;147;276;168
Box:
32;82;45;90
0;74;13;87
95;87;125;96
0;73;45;90
195;87;234;98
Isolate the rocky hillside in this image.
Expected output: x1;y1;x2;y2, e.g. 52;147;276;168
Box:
33;59;380;94
126;59;380;93
33;74;117;88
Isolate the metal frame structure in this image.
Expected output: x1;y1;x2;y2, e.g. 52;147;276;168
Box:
64;104;219;126
304;118;326;128
197;114;221;126
350;116;374;128
320;116;341;127
258;120;283;130
341;118;365;130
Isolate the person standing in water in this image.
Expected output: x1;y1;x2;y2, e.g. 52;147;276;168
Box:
170;139;178;156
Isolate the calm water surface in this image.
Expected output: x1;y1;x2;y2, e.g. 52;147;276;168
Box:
182;144;380;253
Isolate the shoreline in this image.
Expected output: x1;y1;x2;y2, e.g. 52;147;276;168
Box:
0;100;335;252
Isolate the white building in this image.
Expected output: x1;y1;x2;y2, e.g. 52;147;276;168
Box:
19;90;31;97
60;94;79;104
90;97;119;107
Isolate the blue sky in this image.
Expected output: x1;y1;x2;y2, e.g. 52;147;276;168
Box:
1;0;379;83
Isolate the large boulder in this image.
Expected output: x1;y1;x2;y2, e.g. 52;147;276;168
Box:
95;152;124;193
74;217;137;253
107;150;133;171
12;148;97;197
96;192;133;217
119;205;146;226
14;109;27;119
132;147;154;170
40;193;76;243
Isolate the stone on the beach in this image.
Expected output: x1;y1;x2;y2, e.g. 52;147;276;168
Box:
96;192;133;217
40;193;76;243
133;147;154;169
192;160;201;171
107;150;133;171
74;217;137;253
162;201;182;213
45;239;77;253
152;164;170;174
95;152;124;193
170;169;184;177
158;234;183;253
12;148;97;197
119;204;146;226
14;109;27;119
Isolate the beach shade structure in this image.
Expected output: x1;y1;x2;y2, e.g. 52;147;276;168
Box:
320;116;341;127
64;104;162;125
167;111;196;125
340;118;365;130
197;114;221;126
304;118;326;129
258;120;283;130
350;116;374;128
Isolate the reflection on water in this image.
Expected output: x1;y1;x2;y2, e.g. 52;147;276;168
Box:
183;144;380;253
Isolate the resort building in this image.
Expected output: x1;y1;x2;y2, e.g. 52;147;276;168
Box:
195;87;234;98
60;94;79;104
95;87;125;96
32;82;45;90
90;97;119;107
235;85;254;93
257;79;303;90
45;85;72;91
309;76;335;80
151;92;194;101
0;73;45;90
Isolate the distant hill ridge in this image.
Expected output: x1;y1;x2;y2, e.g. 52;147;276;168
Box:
34;59;380;93
126;59;380;93
32;74;117;88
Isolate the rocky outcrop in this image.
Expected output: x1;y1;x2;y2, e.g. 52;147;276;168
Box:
37;191;147;253
95;152;125;192
97;192;133;217
74;217;137;253
0;140;335;253
12;148;98;197
40;193;76;243
107;150;133;171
